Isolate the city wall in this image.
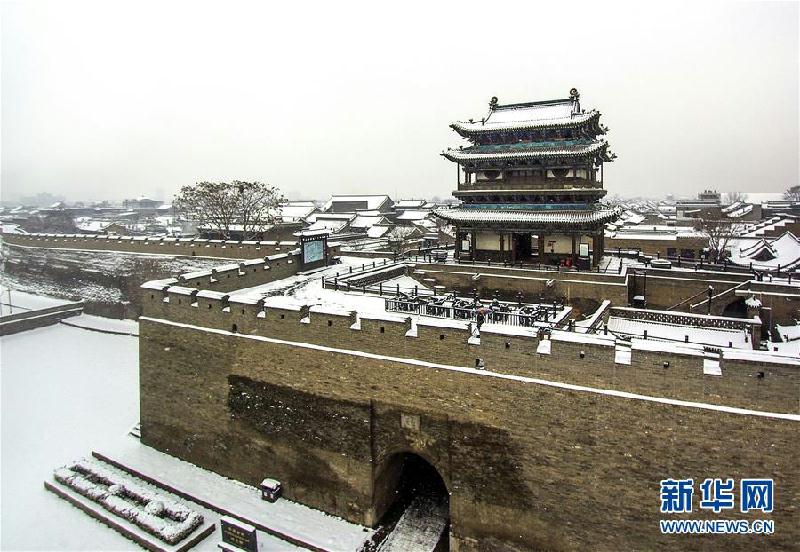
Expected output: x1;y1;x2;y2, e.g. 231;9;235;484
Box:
140;292;800;415
139;301;800;551
2;232;299;260
143;251;303;294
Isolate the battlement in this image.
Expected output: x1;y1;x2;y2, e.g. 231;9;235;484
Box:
141;251;302;294
2;232;302;260
141;284;800;415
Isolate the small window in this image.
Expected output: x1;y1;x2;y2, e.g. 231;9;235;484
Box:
231;324;238;333
439;334;445;340
241;309;245;315
380;327;385;333
280;314;285;319
208;304;212;309
150;294;154;300
505;342;511;349
328;320;333;327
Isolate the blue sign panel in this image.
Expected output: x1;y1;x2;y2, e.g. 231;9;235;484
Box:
303;239;324;264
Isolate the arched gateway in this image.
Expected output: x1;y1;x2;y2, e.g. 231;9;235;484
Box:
372;452;450;551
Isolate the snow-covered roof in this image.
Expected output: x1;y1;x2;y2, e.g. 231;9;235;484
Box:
451;99;600;135
367;226;390;238
607;224;706;241
617;210;646;225
741;216;796;237
394;200;426;209
75;220;121;233
279;203;318;222
395;210;432;221
442;140;610;162
728;232;800;269
350;215;389;229
306;218;349;233
725;203;754;218
322;195;391;212
434;207;619;226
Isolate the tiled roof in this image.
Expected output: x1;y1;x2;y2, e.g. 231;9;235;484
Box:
433;207;619;225
442;140;611;162
452;108;600;135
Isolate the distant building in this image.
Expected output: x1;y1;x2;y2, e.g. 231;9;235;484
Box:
75;220;128;235
123;197;164;213
323;195;393;214
277;201;319;223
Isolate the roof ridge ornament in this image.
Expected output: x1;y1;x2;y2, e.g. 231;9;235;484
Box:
489;96;499;110
569;87;581;114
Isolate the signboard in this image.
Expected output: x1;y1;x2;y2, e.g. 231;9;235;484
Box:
579;243;589;257
299;232;328;270
220;517;257;552
303;239;324;264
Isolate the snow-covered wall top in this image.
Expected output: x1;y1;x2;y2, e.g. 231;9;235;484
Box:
3;232;300;261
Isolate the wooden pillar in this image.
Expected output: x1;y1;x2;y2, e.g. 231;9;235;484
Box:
592;231;603;267
571;234;577;265
499;233;505;263
600;232;605;264
538;234;546;262
470;229;476;260
511;234;517;263
454;227;461;262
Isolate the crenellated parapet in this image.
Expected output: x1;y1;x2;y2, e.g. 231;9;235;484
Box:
139;285;800;415
2;232;304;260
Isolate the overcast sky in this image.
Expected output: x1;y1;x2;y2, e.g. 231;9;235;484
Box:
2;0;798;203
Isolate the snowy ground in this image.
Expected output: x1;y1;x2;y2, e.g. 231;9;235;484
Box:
0;283;71;313
1;321;140;551
606;316;752;349
1;314;372;551
60;314;140;335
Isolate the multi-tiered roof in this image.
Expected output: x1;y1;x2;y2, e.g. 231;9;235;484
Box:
443;90;615;168
435;89;618;229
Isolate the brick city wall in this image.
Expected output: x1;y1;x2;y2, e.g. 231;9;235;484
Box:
139;313;799;551
605;235;707;257
141;293;800;414
143;251;303;294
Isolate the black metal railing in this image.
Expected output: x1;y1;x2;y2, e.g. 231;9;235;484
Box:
384;296;564;328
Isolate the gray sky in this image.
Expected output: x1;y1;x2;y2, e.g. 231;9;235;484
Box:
2;0;798;203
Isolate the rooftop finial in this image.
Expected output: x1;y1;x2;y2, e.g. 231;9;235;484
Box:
489;96;499;109
569;88;580;101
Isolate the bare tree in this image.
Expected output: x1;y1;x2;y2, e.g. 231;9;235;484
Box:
387;226;419;254
174;181;283;240
723;191;747;205
701;218;742;262
784;185;800;202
